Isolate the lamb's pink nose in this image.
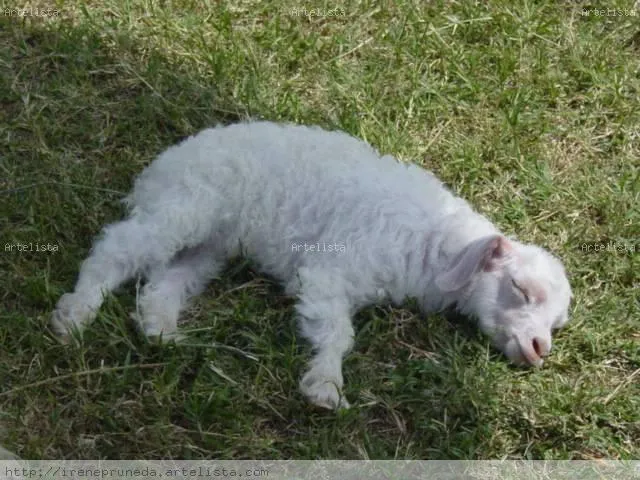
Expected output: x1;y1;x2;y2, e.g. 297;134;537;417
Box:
532;336;550;358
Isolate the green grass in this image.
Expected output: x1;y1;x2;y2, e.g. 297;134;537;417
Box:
1;0;638;460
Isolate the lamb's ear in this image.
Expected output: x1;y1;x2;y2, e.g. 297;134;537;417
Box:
435;235;512;292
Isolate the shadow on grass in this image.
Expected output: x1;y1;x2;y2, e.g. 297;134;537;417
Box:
1;16;503;460
1;13;248;304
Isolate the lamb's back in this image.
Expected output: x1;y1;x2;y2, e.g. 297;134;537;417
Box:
194;121;462;217
128;122;473;284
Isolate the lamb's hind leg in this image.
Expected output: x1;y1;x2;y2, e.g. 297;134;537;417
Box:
136;242;224;339
51;212;213;336
296;267;355;410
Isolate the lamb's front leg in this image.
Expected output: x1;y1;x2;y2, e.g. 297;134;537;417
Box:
295;268;355;410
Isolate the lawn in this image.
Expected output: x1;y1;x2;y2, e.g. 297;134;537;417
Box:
0;0;638;460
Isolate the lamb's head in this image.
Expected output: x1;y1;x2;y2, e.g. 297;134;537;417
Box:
436;235;572;367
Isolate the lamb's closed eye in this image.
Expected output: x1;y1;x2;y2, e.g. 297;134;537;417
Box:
511;279;530;304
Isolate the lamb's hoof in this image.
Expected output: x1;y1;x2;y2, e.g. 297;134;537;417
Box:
130;311;184;342
146;329;185;343
51;293;95;337
0;444;19;460
300;372;350;410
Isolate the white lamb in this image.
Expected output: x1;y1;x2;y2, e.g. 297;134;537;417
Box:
52;121;572;410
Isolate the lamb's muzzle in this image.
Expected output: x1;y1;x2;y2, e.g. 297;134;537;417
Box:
51;121;573;410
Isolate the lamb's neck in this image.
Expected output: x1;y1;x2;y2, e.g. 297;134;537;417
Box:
407;209;501;313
